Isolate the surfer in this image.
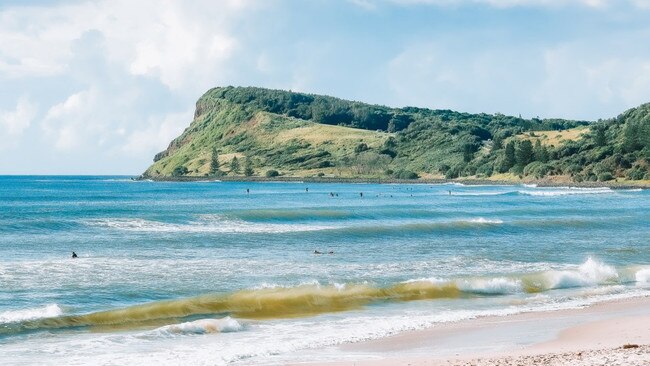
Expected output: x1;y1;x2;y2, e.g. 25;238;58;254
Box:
360;192;363;198
246;188;250;194
71;251;78;258
314;250;323;254
306;187;309;192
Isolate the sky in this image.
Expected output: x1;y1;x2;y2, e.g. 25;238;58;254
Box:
1;0;649;174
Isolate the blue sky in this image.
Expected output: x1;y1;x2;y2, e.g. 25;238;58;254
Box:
1;0;649;174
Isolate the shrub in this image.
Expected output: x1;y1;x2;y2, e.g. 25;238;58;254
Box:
523;162;551;179
265;169;279;177
354;143;369;153
597;172;613;181
394;170;419;179
171;166;188;177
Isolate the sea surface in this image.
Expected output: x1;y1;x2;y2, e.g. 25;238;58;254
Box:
0;176;649;365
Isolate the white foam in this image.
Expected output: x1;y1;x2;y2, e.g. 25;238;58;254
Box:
251;280;321;290
635;268;650;283
465;218;504;224
544;257;619;289
452;191;511;196
519;187;613;196
0;304;63;323
151;317;243;336
402;277;447;285
457;277;522;295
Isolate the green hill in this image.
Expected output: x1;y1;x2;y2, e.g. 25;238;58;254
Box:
143;86;650;183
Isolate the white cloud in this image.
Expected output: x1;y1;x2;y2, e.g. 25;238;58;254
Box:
0;97;36;150
42;89;104;151
121;108;193;156
534;43;650;118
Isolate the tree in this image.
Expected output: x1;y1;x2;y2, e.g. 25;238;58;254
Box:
516;140;534;167
209;147;221;176
533;140;549;163
594;127;606;147
243;156;254;176
463;143;474;163
491;135;503;152
230;156;240;174
504;141;516;169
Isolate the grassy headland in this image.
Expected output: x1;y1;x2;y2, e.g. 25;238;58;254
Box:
142;86;649;185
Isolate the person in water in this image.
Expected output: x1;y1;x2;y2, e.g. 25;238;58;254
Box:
71;251;78;258
314;250;323;254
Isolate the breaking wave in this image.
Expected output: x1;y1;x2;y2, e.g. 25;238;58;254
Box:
4;258;647;338
149;317;243;336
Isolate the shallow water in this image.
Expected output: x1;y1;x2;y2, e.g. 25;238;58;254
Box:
0;176;648;365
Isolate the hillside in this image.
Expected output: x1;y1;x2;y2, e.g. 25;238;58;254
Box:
143;86;650;183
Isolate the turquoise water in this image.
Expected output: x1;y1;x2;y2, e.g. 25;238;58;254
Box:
0;176;649;364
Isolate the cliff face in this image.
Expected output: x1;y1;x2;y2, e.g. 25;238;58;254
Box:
143;86;649;182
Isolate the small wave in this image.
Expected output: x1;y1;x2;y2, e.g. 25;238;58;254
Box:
0;304;63;323
519;187;613;196
323;218;505;236
231;208;353;221
150;317;242;336
85;216;331;234
451;191;513;196
465;218;503;224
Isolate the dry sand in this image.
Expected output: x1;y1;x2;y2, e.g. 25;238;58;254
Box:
289;296;650;366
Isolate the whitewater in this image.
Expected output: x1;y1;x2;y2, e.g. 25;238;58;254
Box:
0;176;648;365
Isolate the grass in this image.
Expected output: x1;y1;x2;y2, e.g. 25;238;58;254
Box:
517;126;590;147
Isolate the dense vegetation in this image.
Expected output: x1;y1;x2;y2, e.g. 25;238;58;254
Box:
144;86;649;183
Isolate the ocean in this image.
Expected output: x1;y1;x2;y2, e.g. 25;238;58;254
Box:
0;176;648;365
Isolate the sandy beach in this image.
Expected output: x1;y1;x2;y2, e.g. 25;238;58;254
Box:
291;296;650;366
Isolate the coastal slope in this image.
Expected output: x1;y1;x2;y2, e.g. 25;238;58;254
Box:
143;86;649;183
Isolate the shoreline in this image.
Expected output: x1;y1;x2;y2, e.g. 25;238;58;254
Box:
137;175;649;189
288;296;650;366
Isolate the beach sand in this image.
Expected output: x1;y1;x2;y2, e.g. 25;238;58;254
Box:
289;296;650;366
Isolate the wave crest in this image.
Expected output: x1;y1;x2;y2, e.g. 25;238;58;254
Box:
0;304;63;323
